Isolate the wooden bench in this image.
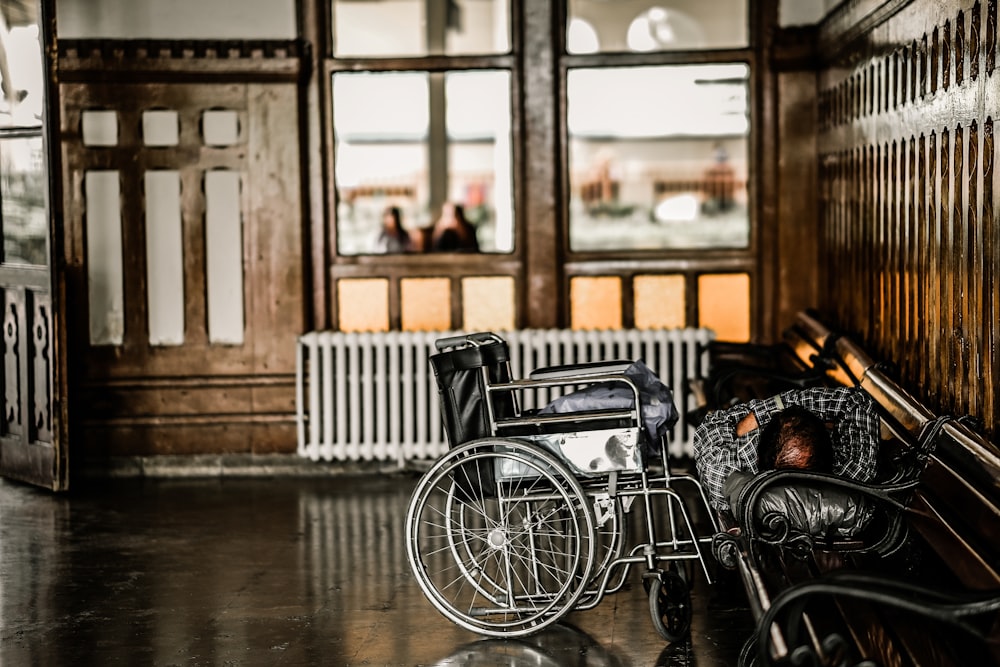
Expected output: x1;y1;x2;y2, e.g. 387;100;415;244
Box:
697;310;1000;666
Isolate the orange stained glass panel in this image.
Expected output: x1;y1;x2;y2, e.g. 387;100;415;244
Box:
698;273;750;342
401;277;451;331
462;276;515;332
634;275;686;329
570;276;622;330
338;278;389;332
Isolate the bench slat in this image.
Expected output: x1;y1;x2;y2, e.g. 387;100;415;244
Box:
920;457;1000;550
838;596;971;667
859;370;933;441
907;492;1000;590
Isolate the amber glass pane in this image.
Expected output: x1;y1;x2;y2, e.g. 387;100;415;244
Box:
338;279;389;332
567;64;749;252
567;0;747;54
698;273;749;342
634;275;685;329
462;276;515;332
570;276;622;330
332;0;510;57
401;277;451;331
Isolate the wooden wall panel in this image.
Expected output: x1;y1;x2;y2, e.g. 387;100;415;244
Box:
817;0;999;440
775;70;821;333
58;41;305;458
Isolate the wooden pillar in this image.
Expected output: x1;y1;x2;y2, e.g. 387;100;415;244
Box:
520;0;561;328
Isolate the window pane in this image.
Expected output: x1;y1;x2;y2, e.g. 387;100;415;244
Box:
334;70;513;255
567;0;747;54
445;71;513;253
332;0;510;57
1;137;47;266
567;64;749;252
0;19;43;130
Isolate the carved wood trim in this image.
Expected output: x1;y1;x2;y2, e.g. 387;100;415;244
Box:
819;0;916;61
57;39;305;83
815;0;999;440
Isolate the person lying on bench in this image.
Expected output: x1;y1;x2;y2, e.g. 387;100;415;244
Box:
693;387;880;513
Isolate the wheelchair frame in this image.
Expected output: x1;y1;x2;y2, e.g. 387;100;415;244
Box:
404;332;719;640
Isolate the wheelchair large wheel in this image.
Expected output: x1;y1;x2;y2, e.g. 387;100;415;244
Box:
405;439;595;637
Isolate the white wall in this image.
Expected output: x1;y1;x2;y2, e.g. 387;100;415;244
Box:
56;0;296;39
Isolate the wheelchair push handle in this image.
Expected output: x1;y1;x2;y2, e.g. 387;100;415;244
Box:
434;331;504;351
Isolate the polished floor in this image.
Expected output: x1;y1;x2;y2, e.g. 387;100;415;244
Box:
0;471;754;666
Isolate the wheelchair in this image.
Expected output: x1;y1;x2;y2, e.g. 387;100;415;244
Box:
404;332;718;640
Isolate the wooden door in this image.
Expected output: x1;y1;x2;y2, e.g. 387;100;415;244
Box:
0;0;67;489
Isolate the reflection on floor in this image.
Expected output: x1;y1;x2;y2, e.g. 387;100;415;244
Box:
0;473;753;666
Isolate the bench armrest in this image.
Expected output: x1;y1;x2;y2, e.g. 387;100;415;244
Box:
730;470;918;560
750;571;1000;667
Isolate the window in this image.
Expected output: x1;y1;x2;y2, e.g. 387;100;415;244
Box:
567;63;749;251
565;1;751;253
324;0;758;337
0;13;47;267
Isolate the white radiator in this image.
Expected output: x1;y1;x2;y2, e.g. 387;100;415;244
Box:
295;328;715;464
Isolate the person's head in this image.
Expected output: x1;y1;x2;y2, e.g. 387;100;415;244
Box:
438;202;467;226
758;405;833;472
383;206;403;232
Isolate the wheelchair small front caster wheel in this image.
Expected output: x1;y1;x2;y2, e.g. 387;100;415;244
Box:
647;569;692;642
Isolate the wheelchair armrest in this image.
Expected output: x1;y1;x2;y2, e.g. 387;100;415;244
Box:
528;360;634;380
434;331;504;351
